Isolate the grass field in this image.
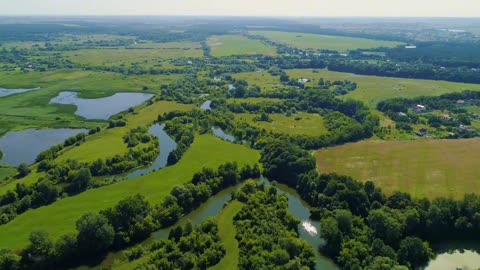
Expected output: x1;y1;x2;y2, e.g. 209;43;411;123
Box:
286;69;480;107
315;138;480;199
57;101;193;163
235;112;328;136
232;71;284;92
250;31;403;51
0;168;44;196
207;35;277;57
0;135;260;250
209;201;243;270
0;70;181;135
226;97;282;104
0;166;16;181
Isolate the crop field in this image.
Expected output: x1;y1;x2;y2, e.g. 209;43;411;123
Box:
0;70;181;135
232;71;284;92
250;31;403;51
210;201;243;270
57;101;193;163
207;35;277;57
64;42;203;66
315;138;480;199
235;112;328;136
0;135;260;250
286;69;480;107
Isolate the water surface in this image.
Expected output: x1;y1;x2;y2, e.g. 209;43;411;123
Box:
0;128;87;166
126;124;177;179
50;91;154;120
426;241;480;270
200;100;212;110
0;87;40;97
211;126;235;142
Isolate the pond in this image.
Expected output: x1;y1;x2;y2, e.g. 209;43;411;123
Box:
200;100;212;110
0;128;88;166
0;87;41;97
426;241;480;270
125;124;177;179
49;91;154;120
211;126;235;142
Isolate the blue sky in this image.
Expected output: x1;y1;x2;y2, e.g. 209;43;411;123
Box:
0;0;479;17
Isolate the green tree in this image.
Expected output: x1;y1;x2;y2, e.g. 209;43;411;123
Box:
397;237;432;269
76;213;114;256
17;163;30;178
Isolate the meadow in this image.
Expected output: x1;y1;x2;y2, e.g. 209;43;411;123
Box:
0;135;260;250
209;201;243;270
207;35;277;57
250;31;403;51
315;138;480;199
226;97;282;104
232;71;284;92
235;112;329;136
286;69;480;107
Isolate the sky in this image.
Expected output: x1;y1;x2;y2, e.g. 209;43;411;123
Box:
0;0;479;17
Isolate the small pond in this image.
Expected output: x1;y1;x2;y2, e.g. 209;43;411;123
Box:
426;241;480;270
0;87;41;97
126;124;177;179
200;100;212;110
0;128;87;166
49;91;154;120
211;126;235;142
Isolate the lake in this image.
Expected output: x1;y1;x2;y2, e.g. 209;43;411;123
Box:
426;241;480;270
0;128;88;166
200;100;212;110
0;87;41;97
49;91;154;120
125;124;177;179
211;126;235;142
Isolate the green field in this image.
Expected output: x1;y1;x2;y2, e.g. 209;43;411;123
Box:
250;31;403;51
232;71;284;92
65;41;203;66
0;135;260;250
235;112;328;136
0;70;181;135
207;35;277;57
315;138;480;199
57;101;193;163
0;166;16;181
209;201;243;270
226;97;282;104
286;69;480;107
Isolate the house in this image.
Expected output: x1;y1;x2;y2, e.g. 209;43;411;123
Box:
472;114;480;120
405;45;417;49
456;99;465;104
458;125;475;133
413;104;426;112
213;77;221;82
398;112;408;117
416;128;428;136
298;78;309;84
441;114;452;120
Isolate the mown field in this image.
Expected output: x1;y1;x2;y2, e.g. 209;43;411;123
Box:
207;35;277;57
286;69;480;107
315;138;480;199
235;112;328;136
250;31;403;51
0;135;260;250
0;70;181;135
64;41;203;66
209;201;243;270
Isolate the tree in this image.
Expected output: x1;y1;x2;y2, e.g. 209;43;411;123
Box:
17;163;30;178
69;167;92;194
397;237;432;269
76;213;114;256
320;217;343;257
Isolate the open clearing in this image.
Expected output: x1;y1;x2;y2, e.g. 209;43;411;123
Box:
0;135;260;250
207;35;277;57
315;138;480;199
286;69;480;107
232;71;284;92
236;112;328;136
250;31;403;51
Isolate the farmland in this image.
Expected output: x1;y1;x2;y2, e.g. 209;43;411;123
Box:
0;134;260;250
235;112;329;136
250;31;403;51
286;69;480;106
207;35;277;57
315;138;480;199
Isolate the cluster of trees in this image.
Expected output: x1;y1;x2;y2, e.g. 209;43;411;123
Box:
36;132;89;163
260;139;480;269
123;127;153;148
160;115;195;165
0;162;259;269
233;180;316;269
136;219;225;269
154;162;260;227
318;78;358;96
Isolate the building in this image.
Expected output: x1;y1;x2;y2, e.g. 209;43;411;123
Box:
398;112;408;117
456;99;465;104
441;114;452;120
413;104;426;112
416;128;428;136
298;78;309;84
